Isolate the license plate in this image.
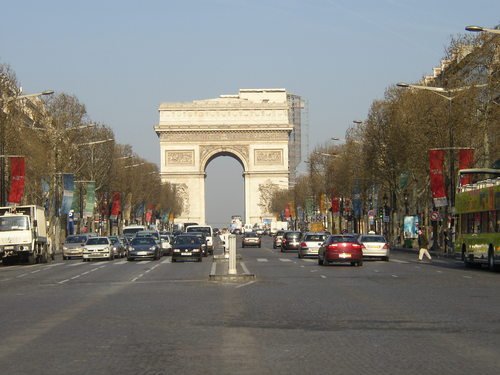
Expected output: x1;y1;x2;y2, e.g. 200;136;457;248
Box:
339;253;351;258
181;253;192;256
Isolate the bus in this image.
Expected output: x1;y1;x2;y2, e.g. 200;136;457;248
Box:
454;168;500;270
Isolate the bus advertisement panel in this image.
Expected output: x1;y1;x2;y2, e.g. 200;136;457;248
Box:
454;168;499;270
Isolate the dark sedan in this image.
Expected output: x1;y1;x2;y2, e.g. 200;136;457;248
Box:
127;236;161;261
318;234;363;266
171;235;203;262
281;231;302;252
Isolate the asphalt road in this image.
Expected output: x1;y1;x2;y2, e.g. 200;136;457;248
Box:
1;236;499;375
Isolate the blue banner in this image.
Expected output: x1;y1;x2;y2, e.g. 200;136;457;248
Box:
352;183;362;218
61;174;74;215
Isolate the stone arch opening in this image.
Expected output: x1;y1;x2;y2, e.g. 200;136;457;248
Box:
155;89;299;226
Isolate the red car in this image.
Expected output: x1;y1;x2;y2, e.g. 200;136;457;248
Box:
318;235;363;266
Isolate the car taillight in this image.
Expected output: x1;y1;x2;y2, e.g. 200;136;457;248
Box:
383;243;389;249
300;242;308;248
327;244;338;250
352;243;362;249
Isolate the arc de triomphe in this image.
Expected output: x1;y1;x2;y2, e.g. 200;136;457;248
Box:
155;89;295;226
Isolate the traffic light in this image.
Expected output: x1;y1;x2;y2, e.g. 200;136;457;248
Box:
378;207;384;218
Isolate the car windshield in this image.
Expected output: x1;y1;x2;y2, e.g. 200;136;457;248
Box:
87;238;109;245
359;235;386;243
131;237;156;245
174;236;201;245
245;232;258;237
66;235;88;244
304;234;327;241
285;232;301;239
329;236;356;243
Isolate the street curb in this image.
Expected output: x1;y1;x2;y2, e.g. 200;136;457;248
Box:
392;247;458;259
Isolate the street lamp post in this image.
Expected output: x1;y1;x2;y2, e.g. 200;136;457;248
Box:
0;89;54;206
396;82;486;251
465;25;500;35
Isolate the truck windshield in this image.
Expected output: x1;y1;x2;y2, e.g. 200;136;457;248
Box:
0;216;29;231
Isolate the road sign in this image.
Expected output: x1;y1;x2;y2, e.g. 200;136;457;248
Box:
430;211;440;221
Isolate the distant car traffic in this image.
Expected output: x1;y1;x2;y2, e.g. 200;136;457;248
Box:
242;232;261;248
357;234;390;261
127;236;161;261
298;232;329;258
171;235;203;262
318;234;363;266
83;237;114;261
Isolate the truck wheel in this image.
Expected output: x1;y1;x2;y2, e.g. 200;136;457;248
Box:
28;253;37;264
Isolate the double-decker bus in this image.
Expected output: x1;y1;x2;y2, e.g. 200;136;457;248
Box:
454;168;500;270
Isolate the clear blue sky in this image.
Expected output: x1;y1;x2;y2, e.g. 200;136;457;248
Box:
1;0;498;228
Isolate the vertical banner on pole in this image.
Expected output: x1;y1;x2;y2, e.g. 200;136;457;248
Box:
84;182;95;218
459;148;474;186
61;174;75;215
109;191;121;221
7;156;25;204
428;149;448;207
123;193;132;222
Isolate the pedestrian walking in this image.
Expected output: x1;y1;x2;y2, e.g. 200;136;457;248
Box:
418;226;432;261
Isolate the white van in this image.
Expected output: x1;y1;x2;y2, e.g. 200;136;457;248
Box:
243;223;253;233
185;225;214;255
123;225;147;241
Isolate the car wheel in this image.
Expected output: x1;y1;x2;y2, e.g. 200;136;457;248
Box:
171;258;176;262
382;256;389;262
298;253;302;259
127;257;133;261
318;255;323;265
273;244;276;249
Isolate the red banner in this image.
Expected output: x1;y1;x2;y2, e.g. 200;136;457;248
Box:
109;192;121;220
428;150;447;207
459;148;474;185
8;157;25;204
331;196;340;215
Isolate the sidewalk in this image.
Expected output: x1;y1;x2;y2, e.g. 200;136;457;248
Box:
208;254;256;282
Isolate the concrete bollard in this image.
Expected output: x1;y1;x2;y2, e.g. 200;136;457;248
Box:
228;234;237;275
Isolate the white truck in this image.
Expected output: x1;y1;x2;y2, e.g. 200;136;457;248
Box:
0;205;52;264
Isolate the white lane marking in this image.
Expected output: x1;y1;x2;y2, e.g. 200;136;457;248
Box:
390;259;410;264
310;269;318;273
16;273;28;278
240;262;251;275
320;275;327;279
235;280;256;289
161;258;171;264
58;279;70;284
391;275;399;278
30;269;41;274
113;260;127;265
210;262;217;275
46;263;64;267
463;275;473;279
257;258;268;262
279;259;292;262
68;262;87;267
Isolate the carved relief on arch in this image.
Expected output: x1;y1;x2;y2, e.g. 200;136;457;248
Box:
199;145;249;170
